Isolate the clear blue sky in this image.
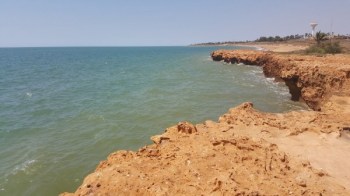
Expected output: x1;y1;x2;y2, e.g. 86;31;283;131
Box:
1;0;349;47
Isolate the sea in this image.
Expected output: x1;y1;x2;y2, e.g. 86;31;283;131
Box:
0;46;307;195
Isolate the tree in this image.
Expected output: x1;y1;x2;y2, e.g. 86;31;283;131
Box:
315;31;327;45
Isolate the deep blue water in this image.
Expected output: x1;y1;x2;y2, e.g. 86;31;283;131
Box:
0;46;306;195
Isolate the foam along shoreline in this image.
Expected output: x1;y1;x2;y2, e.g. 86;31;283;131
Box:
62;50;350;195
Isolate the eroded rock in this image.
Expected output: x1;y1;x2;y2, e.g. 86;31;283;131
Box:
177;121;197;134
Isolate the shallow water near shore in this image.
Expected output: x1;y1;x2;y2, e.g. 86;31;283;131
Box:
0;46;307;195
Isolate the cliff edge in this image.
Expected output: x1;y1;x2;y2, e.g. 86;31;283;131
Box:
62;50;350;195
211;50;350;111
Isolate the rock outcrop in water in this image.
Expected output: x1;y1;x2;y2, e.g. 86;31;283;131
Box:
62;50;350;195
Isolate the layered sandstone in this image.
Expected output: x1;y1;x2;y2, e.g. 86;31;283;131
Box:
62;50;350;196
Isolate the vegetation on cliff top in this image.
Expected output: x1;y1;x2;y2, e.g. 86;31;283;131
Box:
305;31;343;54
191;33;349;46
255;34;305;42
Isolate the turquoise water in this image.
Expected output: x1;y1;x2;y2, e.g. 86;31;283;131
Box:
0;46;306;195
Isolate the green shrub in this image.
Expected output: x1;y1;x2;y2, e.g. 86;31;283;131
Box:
305;42;342;54
305;45;326;54
324;42;342;54
314;31;327;45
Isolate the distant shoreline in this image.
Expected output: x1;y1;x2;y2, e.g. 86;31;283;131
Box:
191;41;310;53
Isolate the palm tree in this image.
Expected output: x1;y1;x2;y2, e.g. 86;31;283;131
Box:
315;31;327;45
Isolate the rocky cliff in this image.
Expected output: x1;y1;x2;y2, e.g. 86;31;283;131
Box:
62;50;350;196
211;50;350;111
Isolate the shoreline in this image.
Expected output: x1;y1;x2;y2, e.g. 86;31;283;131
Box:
191;41;311;53
62;50;350;195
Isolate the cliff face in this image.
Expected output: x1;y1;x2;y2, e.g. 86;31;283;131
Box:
211;50;350;111
62;50;350;196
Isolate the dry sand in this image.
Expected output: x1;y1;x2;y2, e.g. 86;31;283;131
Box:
253;44;308;52
235;42;310;53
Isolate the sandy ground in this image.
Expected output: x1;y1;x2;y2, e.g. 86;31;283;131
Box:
252;44;308;52
235;41;310;52
221;99;350;190
237;39;350;53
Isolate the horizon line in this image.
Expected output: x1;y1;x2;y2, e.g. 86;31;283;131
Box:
0;45;191;49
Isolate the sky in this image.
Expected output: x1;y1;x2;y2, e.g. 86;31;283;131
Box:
0;0;349;47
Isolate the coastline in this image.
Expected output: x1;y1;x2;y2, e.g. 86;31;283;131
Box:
231;42;309;53
191;41;311;53
211;50;350;111
62;50;350;195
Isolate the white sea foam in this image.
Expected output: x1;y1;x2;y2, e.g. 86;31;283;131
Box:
12;160;37;175
88;114;105;121
26;92;32;98
266;77;275;82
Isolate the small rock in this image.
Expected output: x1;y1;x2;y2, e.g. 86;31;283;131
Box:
151;135;170;144
316;169;327;177
177;121;197;134
249;191;260;196
295;177;307;187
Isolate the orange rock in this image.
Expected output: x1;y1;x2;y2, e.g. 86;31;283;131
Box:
177;121;197;134
211;50;350;111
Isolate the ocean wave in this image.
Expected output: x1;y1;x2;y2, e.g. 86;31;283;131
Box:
11;159;37;175
25;92;32;98
265;77;275;82
88;114;105;121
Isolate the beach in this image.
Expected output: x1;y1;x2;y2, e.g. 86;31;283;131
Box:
62;49;350;195
233;41;310;53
